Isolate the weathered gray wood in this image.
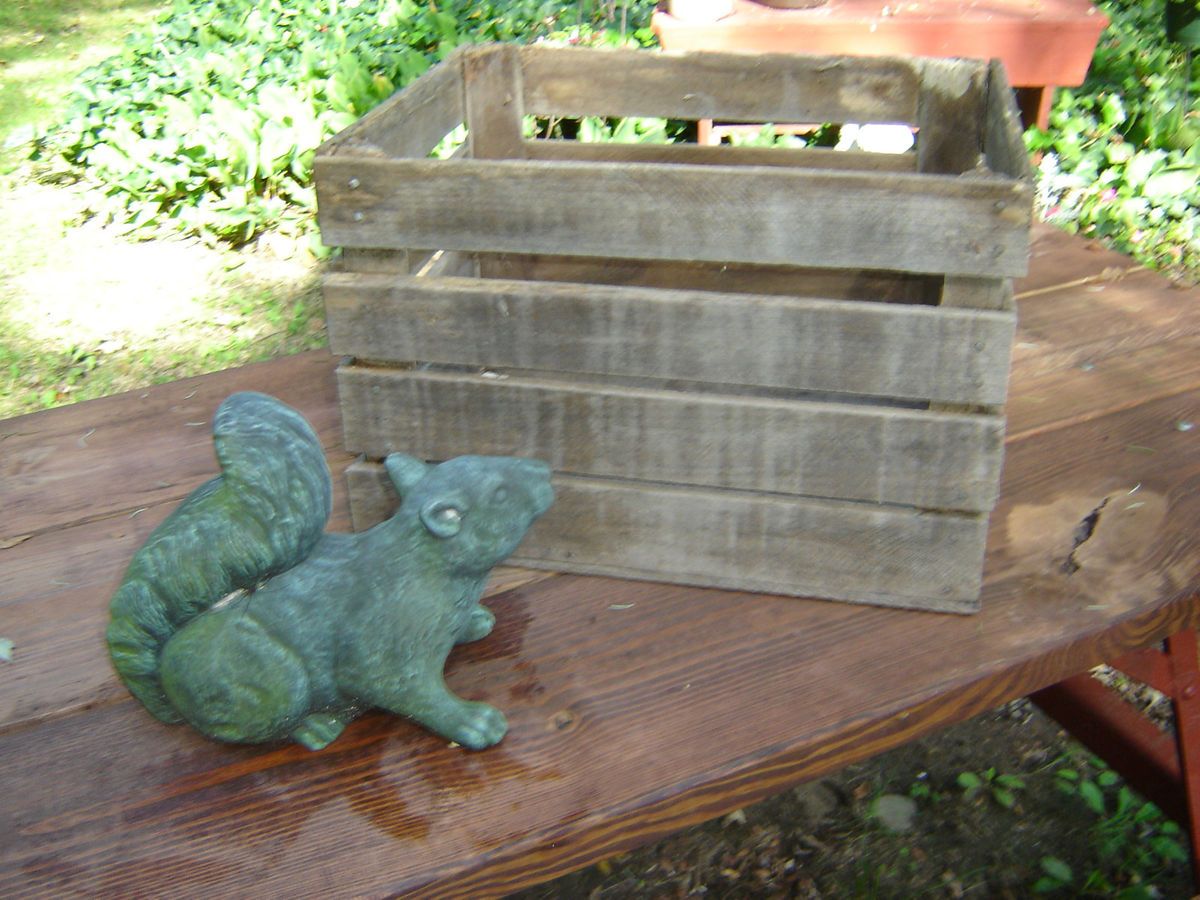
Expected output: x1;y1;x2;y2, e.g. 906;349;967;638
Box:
985;60;1034;182
318;47;465;159
464;43;525;160
324;273;1016;405
345;462;988;612
314;156;1032;277
339;248;417;274
337;366;1005;512
476;252;940;303
917;58;989;175
524;139;918;172
941;276;1014;311
519;45;923;125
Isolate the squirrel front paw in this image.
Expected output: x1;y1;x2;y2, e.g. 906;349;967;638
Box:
445;701;508;750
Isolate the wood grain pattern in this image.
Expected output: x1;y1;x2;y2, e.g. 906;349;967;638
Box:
323;273;1016;405
464;43;525;161
337;366;1005;512
4;377;1198;895
519;45;923;124
344;462;990;611
941;275;1013;311
524;138;918;172
476;251;940;302
917;58;988;175
314;156;1032;277
0;352;345;545
318;47;464;159
984;59;1034;182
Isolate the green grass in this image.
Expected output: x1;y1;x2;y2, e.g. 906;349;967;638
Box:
0;0;164;170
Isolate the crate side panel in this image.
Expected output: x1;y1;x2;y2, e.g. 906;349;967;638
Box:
345;463;986;612
324;274;1016;406
338;366;1006;513
314;157;1031;278
524;139;918;172
519;46;922;125
318;48;464;159
985;59;1034;182
477;253;940;303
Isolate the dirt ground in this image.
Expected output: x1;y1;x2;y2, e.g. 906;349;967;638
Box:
513;701;1194;899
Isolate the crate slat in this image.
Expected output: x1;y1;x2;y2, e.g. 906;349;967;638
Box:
315;157;1031;277
338;366;1005;513
345;462;987;613
524;139;918;172
324;273;1016;406
519;46;923;125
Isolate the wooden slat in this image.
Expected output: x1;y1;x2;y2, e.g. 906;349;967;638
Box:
464;43;526;160
519;45;923;124
942;276;1013;311
345;462;989;612
323;273;1016;406
314;156;1032;277
984;59;1034;182
318;47;465;159
337;366;1005;513
917;58;989;175
525;138;918;172
477;252;940;302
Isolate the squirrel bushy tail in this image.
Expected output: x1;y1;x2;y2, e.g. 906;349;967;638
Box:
106;392;332;722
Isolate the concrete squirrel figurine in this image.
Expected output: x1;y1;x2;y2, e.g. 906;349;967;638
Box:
106;391;554;751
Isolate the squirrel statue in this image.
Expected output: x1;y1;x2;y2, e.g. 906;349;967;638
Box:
106;391;554;751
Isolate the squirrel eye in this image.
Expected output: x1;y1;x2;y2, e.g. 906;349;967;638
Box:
494;486;509;502
438;507;462;525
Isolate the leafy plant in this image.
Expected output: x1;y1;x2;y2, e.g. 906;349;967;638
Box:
1032;759;1188;896
956;767;1025;809
1026;0;1200;280
36;0;659;245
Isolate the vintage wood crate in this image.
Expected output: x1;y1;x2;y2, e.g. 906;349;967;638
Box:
314;43;1032;613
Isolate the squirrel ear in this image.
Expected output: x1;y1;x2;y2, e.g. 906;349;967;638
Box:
420;498;465;539
384;453;430;497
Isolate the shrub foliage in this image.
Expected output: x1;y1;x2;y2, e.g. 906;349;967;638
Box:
41;0;655;244
1028;0;1199;279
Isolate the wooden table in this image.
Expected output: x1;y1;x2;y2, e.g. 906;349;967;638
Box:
653;0;1110;130
2;225;1199;897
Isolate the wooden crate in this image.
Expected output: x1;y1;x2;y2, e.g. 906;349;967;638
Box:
314;43;1031;613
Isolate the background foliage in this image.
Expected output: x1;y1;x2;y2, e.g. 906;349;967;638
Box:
1028;0;1200;280
37;0;657;245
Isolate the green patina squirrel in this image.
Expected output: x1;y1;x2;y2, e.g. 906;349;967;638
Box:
106;392;553;751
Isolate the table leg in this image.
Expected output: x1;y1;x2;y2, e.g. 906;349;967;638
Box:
1015;86;1056;131
1030;624;1200;883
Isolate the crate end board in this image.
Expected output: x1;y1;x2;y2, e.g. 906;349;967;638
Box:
345;461;988;613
